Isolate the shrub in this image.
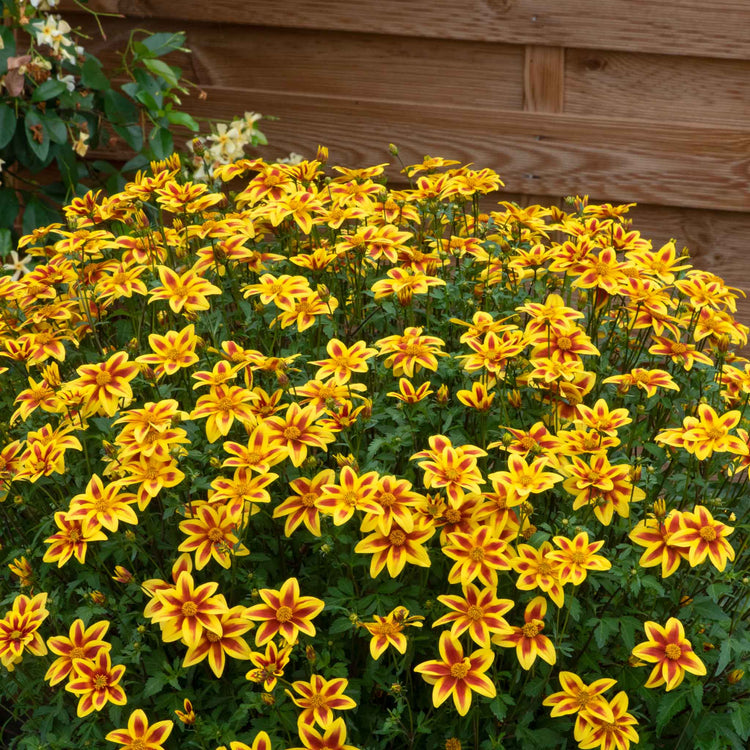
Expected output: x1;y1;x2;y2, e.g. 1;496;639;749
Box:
0;147;748;750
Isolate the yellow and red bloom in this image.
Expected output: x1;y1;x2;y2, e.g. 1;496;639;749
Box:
488;454;563;507
433;583;513;647
442;525;514;587
376;326;447;378
493;596;556;670
354;519;434;578
309;338;378;384
577;691;639;750
668;504;735;571
217;733;273;750
272;290;339;332
456;380;496;411
192;385;258;443
386;378;433;403
149;570;226;647
149;265;221;315
542;671;617;735
317;466;382;526
679;404;748;461
287;674;357;727
74;351;139;417
602;367;679;398
274;469;333;537
45;618;110;686
43;512;108;567
629;512;689;578
263;402;336;467
65;649;127;717
136;324;200;379
182;601;254;677
174;698;196;726
414;631;496;716
361;606;424;660
547;532;611;586
512;541;566;607
0;604;48;671
246;640;292;690
67;474;138;532
105;708;173;749
631;617;706;691
178;503;249;570
287;716;358;750
246;577;325;646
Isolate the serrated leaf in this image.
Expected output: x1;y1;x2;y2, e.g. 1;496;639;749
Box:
688;681;703;714
730;701;750;740
716;637;734;675
142;675;166;698
655;689;687;734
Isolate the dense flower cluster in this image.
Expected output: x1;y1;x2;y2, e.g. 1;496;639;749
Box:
0;149;747;749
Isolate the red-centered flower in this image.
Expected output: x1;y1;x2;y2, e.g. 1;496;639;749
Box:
149;570;226;647
136;324;200;379
42;511;107;567
577;691;639;750
493;596;556;670
360;474;421;534
442;525;514;587
75;351;139;416
309;338;378;384
433;583;513;647
217;733;273;750
648;335;714;371
272;290;339;332
542;671;617;737
512;541;565;607
456;380;496;411
105;708;173;749
629;511;689;578
66;474;138;532
0;608;48;671
413;443;486;505
376;326;448;378
354;519;434;578
287;674;357;727
547;532;611;586
182;602;254;677
386;378;433;403
243;272;311;309
149;265;221;315
273;469;333;537
602;367;679;398
361;606;424;660
632;617;707;691
679;404;748;460
222;424;288;474
263;402;336;467
488;454;563;507
174;697;196;725
65;649;126;717
287;716;358;750
178;503;249;570
246;640;292;690
414;631;496;716
668;504;735;572
317;466;382;526
191;385;258;443
45;618;110;686
246;577;325;646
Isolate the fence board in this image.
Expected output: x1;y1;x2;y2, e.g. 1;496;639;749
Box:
68;16;524;109
524;46;565;113
566;49;750;127
177;87;750;212
72;0;750;60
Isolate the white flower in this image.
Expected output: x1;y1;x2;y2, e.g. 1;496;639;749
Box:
3;251;33;280
56;73;75;92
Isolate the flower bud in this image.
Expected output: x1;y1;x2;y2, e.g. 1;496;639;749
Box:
727;669;745;684
261;693;275;706
388;143;399;156
436;384;449;405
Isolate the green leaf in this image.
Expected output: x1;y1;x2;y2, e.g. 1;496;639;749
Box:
142;675;167;698
0;189;19;229
81;57;110;91
135;31;187;59
31;78;68;102
716;637;734;675
104;89;139;125
655;689;687;734
44;113;68;144
730;701;750;741
166;110;199;131
0;228;11;256
24;110;50;161
619;616;642;652
692;596;730;622
688;681;703;714
22;196;61;235
148;126;173;159
593;617;620;649
0;26;16;70
142;59;181;90
0;103;15;149
112;122;144;152
134;89;162;112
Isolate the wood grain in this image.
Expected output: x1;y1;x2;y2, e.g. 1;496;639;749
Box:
67;15;524;109
171;87;750;212
524;46;564;113
67;0;750;60
566;49;750;127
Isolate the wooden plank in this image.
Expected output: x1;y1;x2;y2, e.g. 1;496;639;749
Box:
69;1;750;60
171;87;750;212
524;46;565;113
67;15;524;109
566;49;750;127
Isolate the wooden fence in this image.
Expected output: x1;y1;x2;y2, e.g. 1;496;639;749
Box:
67;1;750;328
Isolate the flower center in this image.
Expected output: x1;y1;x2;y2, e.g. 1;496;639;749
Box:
404;344;426;356
68;529;81;543
343;491;359;506
537;561;553;575
181;601;198;617
699;526;717;542
570;552;586;564
9;630;22;641
245;451;261;465
672;343;687;354
295;301;313;314
93;674;109;690
517;474;534;487
206;631;221;643
519;437;537;451
70;646;85;659
308;694;326;708
704;427;724;440
375;621;397;636
522;622;540;638
95;371;112;386
444;509;461;523
575;688;590;708
283;426;301;440
94;497;111;513
216;397;234;412
276;606;294;623
556;336;572;351
450;660;470;679
469;546;485;562
301;492;317;507
389;530;407;546
665;643;682;660
208;527;224;542
379;492;396;507
466;605;484;621
131;740;146;750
